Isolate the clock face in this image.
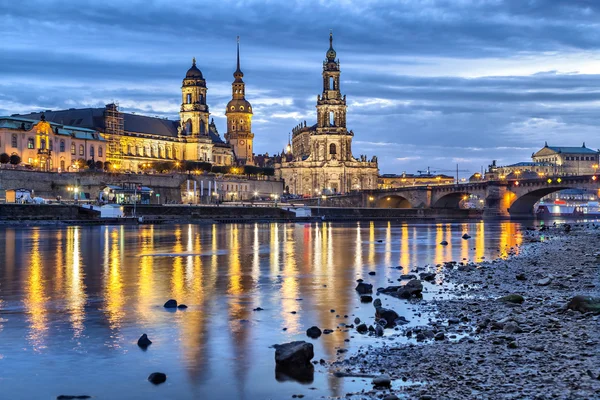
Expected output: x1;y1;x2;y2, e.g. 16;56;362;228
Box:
239;140;245;145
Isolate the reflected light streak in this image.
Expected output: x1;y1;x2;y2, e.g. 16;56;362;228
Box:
24;229;48;350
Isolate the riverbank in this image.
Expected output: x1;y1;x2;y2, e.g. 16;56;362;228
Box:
332;225;600;399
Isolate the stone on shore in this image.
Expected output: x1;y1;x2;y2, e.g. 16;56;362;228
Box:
137;333;152;348
360;295;373;303
400;274;417;280
397;279;423;299
306;326;322;339
462;233;471;239
536;277;552;286
274;341;314;368
148;372;167;385
566;295;600;314
177;304;188;309
355;282;373;294
163;299;177;308
498;294;524;304
356;323;368;333
372;374;392;387
440;240;448;246
419;272;436;282
373;298;382;308
503;321;523;334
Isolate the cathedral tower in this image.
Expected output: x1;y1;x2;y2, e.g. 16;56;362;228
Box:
179;58;210;137
316;31;347;133
225;37;254;165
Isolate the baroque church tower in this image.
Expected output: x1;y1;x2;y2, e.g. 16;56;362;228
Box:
225;37;254;165
179;58;210;137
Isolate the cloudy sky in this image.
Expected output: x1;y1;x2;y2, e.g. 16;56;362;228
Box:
2;0;600;175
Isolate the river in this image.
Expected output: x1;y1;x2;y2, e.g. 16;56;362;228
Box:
0;221;525;399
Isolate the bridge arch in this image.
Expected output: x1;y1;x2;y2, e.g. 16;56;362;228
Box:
432;192;471;208
376;194;413;208
509;186;574;215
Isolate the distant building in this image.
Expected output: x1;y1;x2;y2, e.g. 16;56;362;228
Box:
378;173;454;189
278;33;378;195
0;114;106;171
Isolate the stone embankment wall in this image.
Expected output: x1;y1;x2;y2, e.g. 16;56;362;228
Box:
315;207;482;220
0;204;98;220
123;205;295;221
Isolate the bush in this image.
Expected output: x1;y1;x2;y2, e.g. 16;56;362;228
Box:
0;153;9;164
104;161;112;170
9;154;21;165
185;161;212;172
95;161;104;170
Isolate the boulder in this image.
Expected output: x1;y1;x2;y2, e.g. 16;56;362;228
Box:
355;282;373;294
148;372;167;385
434;332;445;341
419;272;436;282
177;304;188;309
356;323;368;333
354;317;361;324
360;295;373;303
372;374;392;387
462;233;471;239
515;273;527;281
503;321;523;334
396;279;423;299
274;341;314;368
375;324;384;336
306;326;322;339
375;307;401;328
137;333;152;348
373;298;382;308
536;277;552;286
368;271;376;276
163;299;177;308
498;294;524;304
399;274;417;280
440;240;449;246
566;295;600;314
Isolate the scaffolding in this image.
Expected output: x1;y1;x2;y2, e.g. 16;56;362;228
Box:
104;102;124;168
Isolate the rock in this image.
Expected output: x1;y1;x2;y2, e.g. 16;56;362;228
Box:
396;279;423;299
373;298;382;308
356;323;368;333
253;307;264;311
323;329;333;334
447;318;460;325
566;295;600;314
375;307;400;328
306;326;322;339
354;317;361;324
507;341;518;349
383;395;400;400
536;277;552;286
163;299;177;308
419;272;436;282
516;273;527;281
360;295;373;303
137;333;152;348
148;372;167;385
177;304;188;309
355;282;373;294
440;240;448;246
462;233;471;239
368;271;376;276
375;324;384;336
503;322;523;334
274;341;314;368
434;332;445;341
399;274;417;280
56;396;91;400
372;374;392;387
498;294;524;304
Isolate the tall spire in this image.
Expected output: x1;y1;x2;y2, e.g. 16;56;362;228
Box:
236;36;241;72
326;29;336;61
329;29;333;48
234;36;244;81
192;57;196;66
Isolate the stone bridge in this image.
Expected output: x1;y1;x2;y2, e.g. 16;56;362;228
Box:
359;175;600;218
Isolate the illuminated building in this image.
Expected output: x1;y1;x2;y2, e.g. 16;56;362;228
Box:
279;32;379;195
378;173;455;188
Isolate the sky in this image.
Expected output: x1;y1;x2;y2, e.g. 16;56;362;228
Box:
2;0;600;176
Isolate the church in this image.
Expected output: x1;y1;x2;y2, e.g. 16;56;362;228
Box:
15;40;255;171
278;32;379;195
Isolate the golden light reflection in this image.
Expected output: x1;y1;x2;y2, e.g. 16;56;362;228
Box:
66;227;86;338
400;224;410;273
368;221;375;265
104;227;124;337
228;225;242;295
137;226;155;324
354;222;362;273
434;223;444;266
384;221;392;268
461;223;470;262
171;227;184;302
24;229;48;350
498;222;523;258
280;224;300;332
475;220;485;261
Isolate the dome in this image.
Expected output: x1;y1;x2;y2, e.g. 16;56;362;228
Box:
185;57;203;79
326;47;336;61
226;98;253;114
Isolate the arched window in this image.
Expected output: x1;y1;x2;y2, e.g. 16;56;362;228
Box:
90;146;95;157
79;145;84;156
71;143;76;155
60;140;65;152
329;111;335;126
200;120;206;135
40;139;46;150
27;138;35;149
329;76;334;90
60;160;65;171
11;134;17;148
199;94;204;104
329;143;337;155
186;93;192;104
185;120;192;134
127;144;132;154
49;139;53;151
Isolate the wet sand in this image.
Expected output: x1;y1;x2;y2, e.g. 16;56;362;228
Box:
332;224;600;399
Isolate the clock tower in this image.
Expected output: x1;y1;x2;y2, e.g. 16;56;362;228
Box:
225;37;254;165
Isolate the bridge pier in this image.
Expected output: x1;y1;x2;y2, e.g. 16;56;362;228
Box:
482;183;511;219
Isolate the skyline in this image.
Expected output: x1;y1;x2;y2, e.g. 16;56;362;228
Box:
2;0;600;175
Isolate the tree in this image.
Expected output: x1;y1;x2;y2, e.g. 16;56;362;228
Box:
0;153;10;164
104;161;112;171
76;158;86;169
184;161;211;172
243;165;261;175
95;161;104;170
152;161;175;173
9;154;21;166
87;159;95;169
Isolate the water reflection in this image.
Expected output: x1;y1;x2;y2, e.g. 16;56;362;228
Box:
0;221;527;399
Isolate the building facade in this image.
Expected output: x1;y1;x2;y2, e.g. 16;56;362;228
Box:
378;173;455;189
14;43;261;171
278;33;378;195
0;114;106;171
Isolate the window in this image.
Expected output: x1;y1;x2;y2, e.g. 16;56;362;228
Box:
200;120;205;135
60;140;65;152
329;76;334;90
49;139;53;151
27;138;34;149
329;143;337;155
186;93;191;104
329;111;335;126
28;157;33;164
11;134;17;148
90;146;94;157
40;139;46;150
199;94;204;104
79;145;84;156
98;146;102;157
185;120;192;134
127;144;132;154
71;143;76;155
60;160;65;171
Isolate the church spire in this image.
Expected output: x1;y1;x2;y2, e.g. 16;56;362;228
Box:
234;36;244;82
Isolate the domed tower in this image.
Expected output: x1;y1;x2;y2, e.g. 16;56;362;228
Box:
225;37;254;165
179;57;210;137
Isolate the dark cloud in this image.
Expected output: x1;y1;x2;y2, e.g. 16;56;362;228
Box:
1;0;600;174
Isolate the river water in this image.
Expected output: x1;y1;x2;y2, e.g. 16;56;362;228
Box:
0;221;525;399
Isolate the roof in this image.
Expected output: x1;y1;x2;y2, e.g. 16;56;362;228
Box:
0;115;105;141
546;146;598;154
505;161;553;167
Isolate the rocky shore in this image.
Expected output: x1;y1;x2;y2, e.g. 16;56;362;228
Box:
332;225;600;399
